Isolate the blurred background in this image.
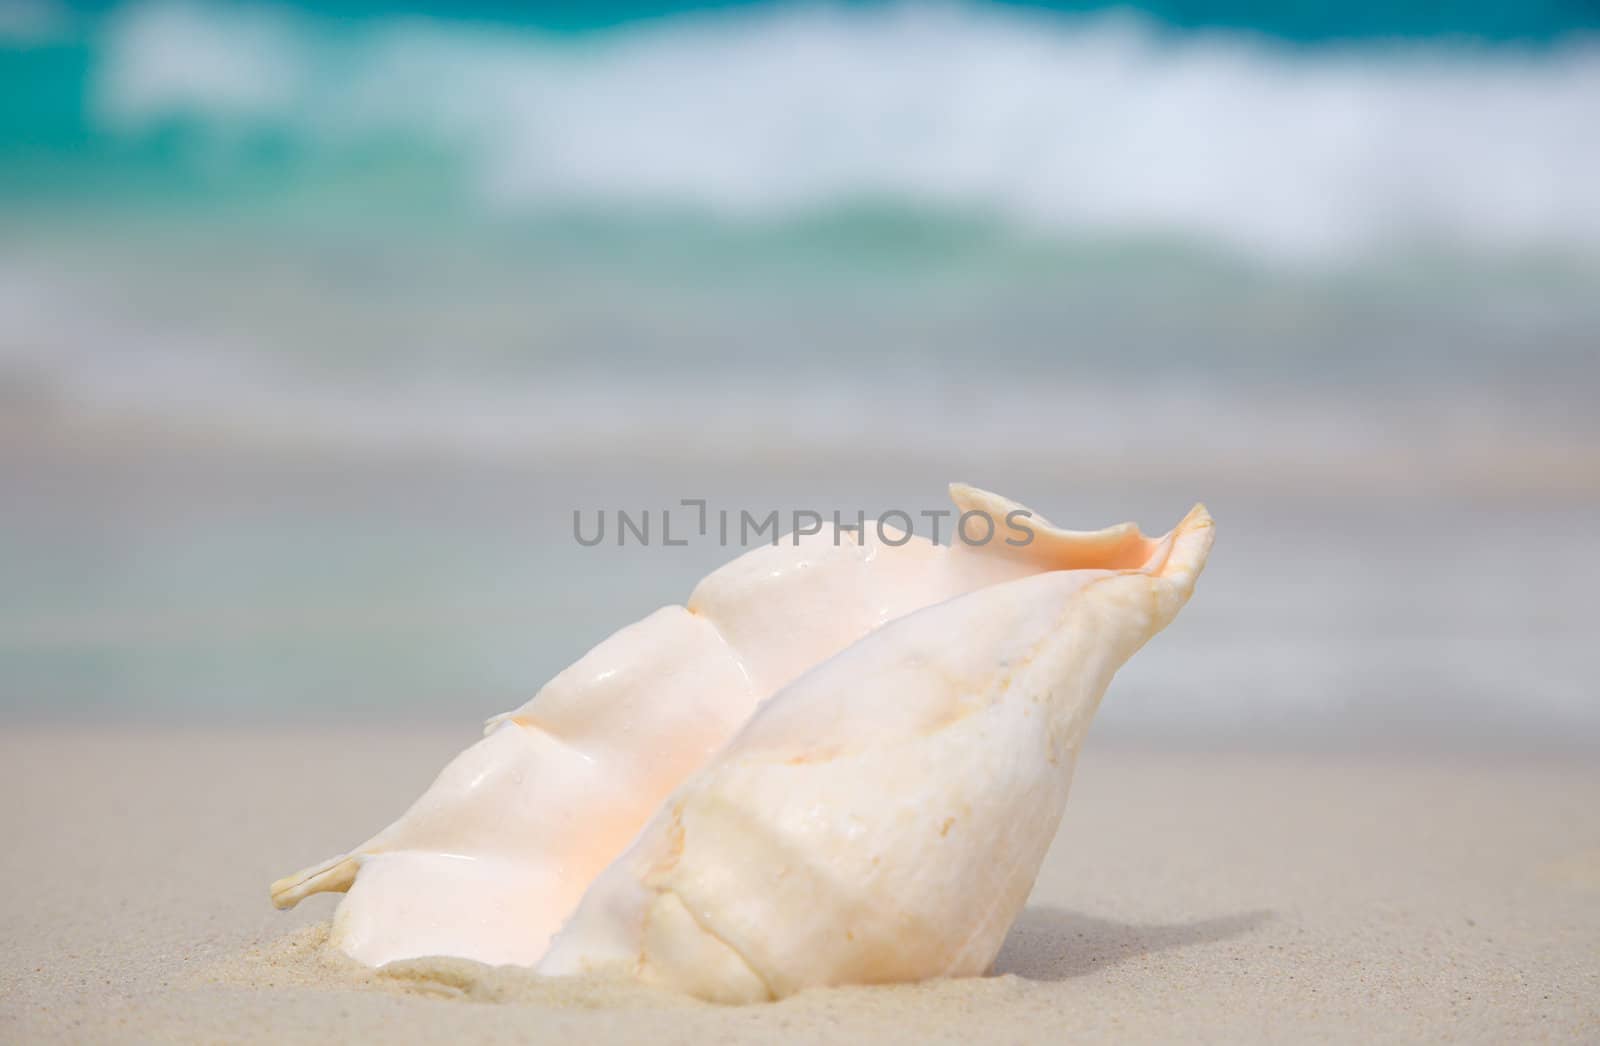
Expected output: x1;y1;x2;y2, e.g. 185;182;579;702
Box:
1;0;1596;747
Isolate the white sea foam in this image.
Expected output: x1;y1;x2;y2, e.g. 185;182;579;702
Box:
87;0;1600;262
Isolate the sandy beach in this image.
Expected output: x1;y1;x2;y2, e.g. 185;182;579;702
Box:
3;727;1595;1043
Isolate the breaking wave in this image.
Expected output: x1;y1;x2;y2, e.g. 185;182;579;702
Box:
75;0;1600;261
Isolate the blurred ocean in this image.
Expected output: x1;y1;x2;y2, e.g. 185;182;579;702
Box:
1;1;1597;744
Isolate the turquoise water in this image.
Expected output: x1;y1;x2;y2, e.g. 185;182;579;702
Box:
2;2;1597;739
5;455;1598;746
4;1;1598;411
5;1;1600;254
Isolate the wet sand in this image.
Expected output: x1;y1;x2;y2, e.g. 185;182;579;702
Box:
3;727;1596;1042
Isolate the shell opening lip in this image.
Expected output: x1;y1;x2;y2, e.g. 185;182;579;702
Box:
949;483;1209;575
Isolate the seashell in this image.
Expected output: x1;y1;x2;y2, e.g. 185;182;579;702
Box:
270;485;1211;975
536;502;1213;1001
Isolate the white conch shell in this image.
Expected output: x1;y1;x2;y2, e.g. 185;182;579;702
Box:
270;484;1177;967
537;502;1213;1001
